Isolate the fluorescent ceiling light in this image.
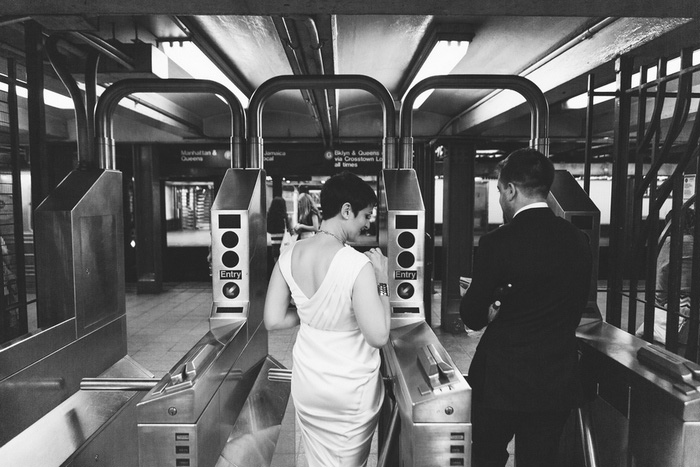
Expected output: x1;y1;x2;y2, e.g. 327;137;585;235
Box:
563;82;617;110
408;40;470;109
563;47;700;111
0;80;74;109
563;71;643;110
76;82;192;128
161;42;248;108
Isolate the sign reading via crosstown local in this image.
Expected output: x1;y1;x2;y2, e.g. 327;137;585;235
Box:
263;143;383;176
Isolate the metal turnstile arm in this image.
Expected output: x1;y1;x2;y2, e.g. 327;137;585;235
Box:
268;368;292;382
577;405;599;467
377;402;400;467
80;377;159;391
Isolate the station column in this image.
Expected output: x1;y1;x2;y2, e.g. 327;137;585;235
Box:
133;145;163;293
440;142;475;333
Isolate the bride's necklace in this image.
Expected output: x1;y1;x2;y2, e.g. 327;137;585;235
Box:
318;229;345;245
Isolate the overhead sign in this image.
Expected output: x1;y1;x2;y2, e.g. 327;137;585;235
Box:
263;143;383;176
155;143;383;177
158;144;232;177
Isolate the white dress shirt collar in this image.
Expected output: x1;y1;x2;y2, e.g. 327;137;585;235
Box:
513;201;549;219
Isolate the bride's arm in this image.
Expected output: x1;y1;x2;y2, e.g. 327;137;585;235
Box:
352;258;390;348
263;263;300;330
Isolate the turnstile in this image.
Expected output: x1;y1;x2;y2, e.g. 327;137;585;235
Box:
379;169;472;467
382;321;471;467
577;322;700;467
137;169;290;467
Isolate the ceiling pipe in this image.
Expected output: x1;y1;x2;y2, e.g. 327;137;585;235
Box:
278;17;328;147
301;17;334;140
248;74;396;169
95;78;246;169
71;31;135;71
401;75;549;166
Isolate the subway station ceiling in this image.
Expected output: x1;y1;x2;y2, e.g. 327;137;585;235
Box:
1;1;699;159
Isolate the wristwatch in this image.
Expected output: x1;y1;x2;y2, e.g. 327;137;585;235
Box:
377;283;389;297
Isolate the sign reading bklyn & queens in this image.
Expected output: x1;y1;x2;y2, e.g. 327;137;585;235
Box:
263;143;383;176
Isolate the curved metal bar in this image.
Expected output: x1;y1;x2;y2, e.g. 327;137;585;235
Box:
95;78;246;169
400;75;550;166
85;51;101;161
636;62;667;151
635;65;693;200
630;114;700;332
248;74;397;169
71;31;135;71
46;34;92;167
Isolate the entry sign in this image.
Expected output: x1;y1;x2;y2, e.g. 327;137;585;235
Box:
220;270;242;280
395;270;418;280
263;144;382;176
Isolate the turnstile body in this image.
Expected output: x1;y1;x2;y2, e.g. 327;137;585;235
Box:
578;321;700;467
137;169;277;467
548;170;601;322
378;169;426;327
383;321;472;467
379;169;471;467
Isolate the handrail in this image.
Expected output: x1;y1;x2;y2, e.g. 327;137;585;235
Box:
400;75;550;167
95;79;246;169
248;74;397;169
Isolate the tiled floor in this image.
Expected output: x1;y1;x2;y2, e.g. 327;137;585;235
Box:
125;281;620;467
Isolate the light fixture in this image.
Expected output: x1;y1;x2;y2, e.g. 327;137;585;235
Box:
562;48;700;111
562;82;616;110
402;27;474;110
562;71;645;110
0;79;74;109
161;41;248;108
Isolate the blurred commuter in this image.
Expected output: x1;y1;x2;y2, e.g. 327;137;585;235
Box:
294;192;320;239
460;148;592;467
1;236;16;307
637;207;696;345
264;171;390;467
267;196;290;267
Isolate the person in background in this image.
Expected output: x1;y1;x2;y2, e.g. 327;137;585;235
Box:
263;171;390;467
656;207;695;309
267;196;290;267
294;192;320;239
637;207;696;345
1;235;16;307
460;148;592;467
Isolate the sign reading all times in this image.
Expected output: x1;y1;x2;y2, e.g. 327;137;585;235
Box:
264;143;383;176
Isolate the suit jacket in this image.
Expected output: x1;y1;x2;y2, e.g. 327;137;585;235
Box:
460;207;592;412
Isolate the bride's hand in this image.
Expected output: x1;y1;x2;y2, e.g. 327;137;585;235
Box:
364;248;388;283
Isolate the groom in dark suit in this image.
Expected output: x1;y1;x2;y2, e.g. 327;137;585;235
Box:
460;148;592;467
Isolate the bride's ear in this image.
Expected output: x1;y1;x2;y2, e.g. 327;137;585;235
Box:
341;202;352;219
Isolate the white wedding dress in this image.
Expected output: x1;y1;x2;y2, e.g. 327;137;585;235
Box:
278;243;384;467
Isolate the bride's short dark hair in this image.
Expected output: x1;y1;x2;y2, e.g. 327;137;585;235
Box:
321;171;377;219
